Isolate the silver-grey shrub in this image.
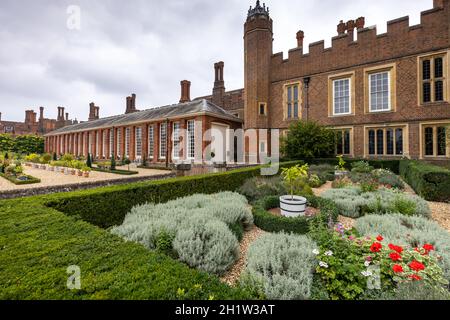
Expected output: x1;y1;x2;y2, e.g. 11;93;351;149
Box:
110;192;252;275
355;214;450;281
321;187;430;218
242;233;318;300
173;218;239;275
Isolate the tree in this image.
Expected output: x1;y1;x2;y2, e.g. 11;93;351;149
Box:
53;152;57;161
281;120;335;160
86;153;92;168
123;158;131;171
0;134;14;153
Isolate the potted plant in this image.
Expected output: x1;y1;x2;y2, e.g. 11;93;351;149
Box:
280;164;309;217
334;155;349;179
82;165;91;178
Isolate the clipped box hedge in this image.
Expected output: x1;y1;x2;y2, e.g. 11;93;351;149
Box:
253;194;339;234
45;161;302;228
0;173;41;185
400;160;450;202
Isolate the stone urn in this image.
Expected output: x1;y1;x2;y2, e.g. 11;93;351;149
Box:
279;195;307;217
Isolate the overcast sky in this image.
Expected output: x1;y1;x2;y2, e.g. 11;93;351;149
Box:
0;0;432;122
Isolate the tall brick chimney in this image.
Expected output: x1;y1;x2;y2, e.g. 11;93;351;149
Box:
296;30;304;48
337;20;346;35
212;62;225;106
355;17;365;30
39;107;44;121
89;102;100;121
434;0;446;8
180;80;191;103
65;112;69;121
0;112;2;122
346;19;355;42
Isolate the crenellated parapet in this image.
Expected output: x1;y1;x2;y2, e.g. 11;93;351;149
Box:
270;3;450;82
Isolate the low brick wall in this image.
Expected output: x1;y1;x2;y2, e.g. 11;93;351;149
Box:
0;172;176;200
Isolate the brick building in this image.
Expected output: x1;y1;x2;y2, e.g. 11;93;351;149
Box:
45;0;450;163
0;107;74;136
44;81;242;164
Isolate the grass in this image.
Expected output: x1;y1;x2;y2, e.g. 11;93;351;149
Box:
0;196;253;300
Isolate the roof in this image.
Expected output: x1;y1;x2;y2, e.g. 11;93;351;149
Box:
45;99;242;136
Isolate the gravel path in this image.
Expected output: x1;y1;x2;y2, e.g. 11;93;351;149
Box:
0;165;169;191
221;226;266;286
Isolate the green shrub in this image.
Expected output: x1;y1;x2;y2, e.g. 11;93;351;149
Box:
0;197;253;300
281;121;335;159
252;195;339;234
0;172;41;185
173;219;239;276
355;214;450;281
242;233;318;300
321;187;430;218
110;192;250;275
309;164;335;182
308;174;323;188
351;161;374;173
376;170;405;190
238;176;286;203
400;160;450;202
46;161;302;228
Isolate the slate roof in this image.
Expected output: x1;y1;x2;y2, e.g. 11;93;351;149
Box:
45;99;241;136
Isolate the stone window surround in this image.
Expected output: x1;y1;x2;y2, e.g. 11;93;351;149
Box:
363;63;397;114
332;126;354;157
419;120;450;159
417;51;449;105
363;123;409;159
328;71;356;117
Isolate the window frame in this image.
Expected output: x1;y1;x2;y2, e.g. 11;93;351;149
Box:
365;124;407;158
187;120;195;160
332;78;352;116
418;52;448;105
364;63;396;114
333;128;353;156
159;122;167;160
328;71;355;117
135;126;142;159
284;82;302;120
369;71;391;113
420;121;450;159
148;125;154;159
125;127;130;158
172;122;181;160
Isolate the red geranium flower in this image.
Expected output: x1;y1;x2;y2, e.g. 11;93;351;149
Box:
389;252;402;262
370;242;382;253
409;260;425;272
423;244;434;252
410;274;422;281
388;244;404;254
376;235;384;242
392;264;403;273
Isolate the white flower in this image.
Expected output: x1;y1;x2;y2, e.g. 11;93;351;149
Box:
319;261;329;268
313;249;320;255
364;261;371;267
324;250;333;256
361;271;373;277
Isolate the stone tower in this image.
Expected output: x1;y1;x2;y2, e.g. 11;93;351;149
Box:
244;0;272;129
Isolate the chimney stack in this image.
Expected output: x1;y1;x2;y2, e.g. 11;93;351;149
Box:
125;94;137;114
89;102;100;120
65;112;69;121
296;30;304;48
346;19;355;41
337;20;346;35
212;62;225;106
434;0;445;8
39;107;44;120
355;17;365;30
180;80;191;103
0;112;2;122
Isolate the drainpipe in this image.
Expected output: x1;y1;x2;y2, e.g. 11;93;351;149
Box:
303;77;311;121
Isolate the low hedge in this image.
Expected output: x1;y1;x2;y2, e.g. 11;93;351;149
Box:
0;197;253;300
92;167;139;175
400;160;450;202
0;173;41;185
46;161;302;228
253;194;339;234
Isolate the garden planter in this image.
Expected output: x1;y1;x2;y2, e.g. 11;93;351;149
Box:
64;168;70;175
33;164;39;169
40;165;46;170
48;166;54;172
77;170;83;177
60;168;65;173
83;172;90;178
71;169;76;175
279;195;307;217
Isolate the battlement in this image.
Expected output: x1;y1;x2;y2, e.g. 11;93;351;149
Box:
270;3;449;81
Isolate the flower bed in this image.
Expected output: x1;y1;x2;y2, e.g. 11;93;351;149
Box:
111;192;253;276
0;172;41;185
252;195;339;234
